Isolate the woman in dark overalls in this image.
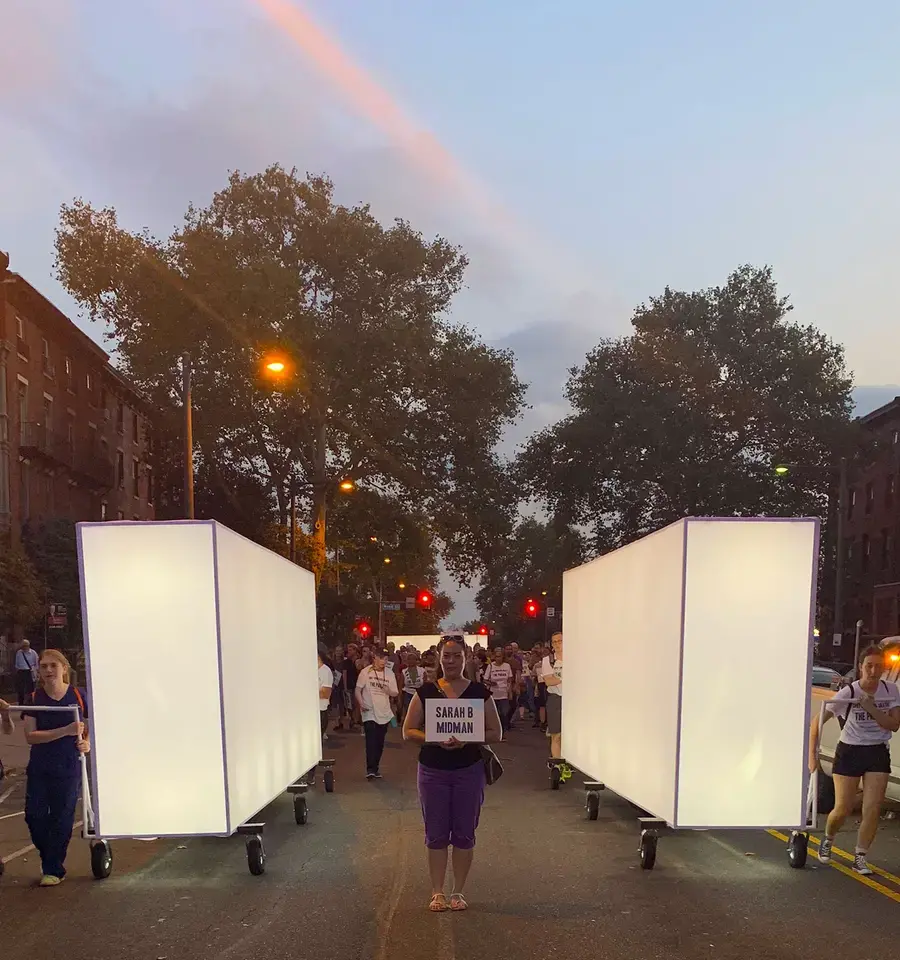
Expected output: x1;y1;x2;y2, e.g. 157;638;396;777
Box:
23;649;90;886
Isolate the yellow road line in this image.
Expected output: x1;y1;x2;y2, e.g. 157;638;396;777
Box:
803;831;900;887
767;830;900;904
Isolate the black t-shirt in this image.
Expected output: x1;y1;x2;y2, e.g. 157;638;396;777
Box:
25;686;89;777
417;681;491;771
341;658;359;692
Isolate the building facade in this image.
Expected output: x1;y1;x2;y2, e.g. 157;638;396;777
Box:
842;396;900;643
0;254;155;542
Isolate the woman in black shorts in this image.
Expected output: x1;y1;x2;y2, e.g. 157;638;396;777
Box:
808;645;900;875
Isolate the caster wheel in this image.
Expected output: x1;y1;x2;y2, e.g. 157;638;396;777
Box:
294;795;309;825
787;831;808;869
550;766;561;791
91;841;113;879
639;832;657;870
586;793;600;821
324;769;335;794
247;835;266;876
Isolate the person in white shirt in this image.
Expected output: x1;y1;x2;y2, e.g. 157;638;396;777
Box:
356;649;399;779
483;647;513;732
808;644;900;875
14;640;39;705
400;651;425;722
541;633;564;759
317;645;335;740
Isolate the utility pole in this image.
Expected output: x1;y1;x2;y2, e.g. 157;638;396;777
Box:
833;456;848;651
182;352;195;520
289;475;296;562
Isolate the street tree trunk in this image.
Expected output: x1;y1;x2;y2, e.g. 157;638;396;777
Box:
311;420;328;591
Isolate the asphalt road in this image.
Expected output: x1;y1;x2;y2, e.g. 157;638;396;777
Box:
2;719;898;959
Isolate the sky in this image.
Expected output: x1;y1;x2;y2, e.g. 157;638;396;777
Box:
2;0;899;623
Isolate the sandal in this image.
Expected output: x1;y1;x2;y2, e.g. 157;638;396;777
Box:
449;893;468;911
429;893;449;912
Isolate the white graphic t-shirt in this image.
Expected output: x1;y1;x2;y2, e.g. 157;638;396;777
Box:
540;656;563;697
402;666;425;695
484;662;513;701
356;665;398;724
827;680;900;745
318;663;334;711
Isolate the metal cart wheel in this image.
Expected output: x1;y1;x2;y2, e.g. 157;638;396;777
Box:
246;834;266;875
787;831;808;869
91;840;113;879
324;769;335;793
550;765;561;790
639;831;657;870
586;792;600;821
294;794;309;825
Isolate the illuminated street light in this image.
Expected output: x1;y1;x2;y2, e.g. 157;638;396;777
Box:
384;557;392;565
774;464;790;476
339;479;356;492
398;581;406;589
370;536;379;542
265;359;286;374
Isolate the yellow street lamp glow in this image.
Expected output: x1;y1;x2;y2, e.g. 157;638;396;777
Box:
370;536;379;542
383;557;392;565
264;359;286;374
774;464;790;476
338;479;356;492
398;581;406;589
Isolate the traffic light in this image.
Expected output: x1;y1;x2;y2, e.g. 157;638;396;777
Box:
417;590;433;610
524;598;539;619
477;625;489;636
357;620;372;639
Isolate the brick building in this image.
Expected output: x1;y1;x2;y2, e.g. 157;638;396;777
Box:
0;253;155;542
842;396;900;642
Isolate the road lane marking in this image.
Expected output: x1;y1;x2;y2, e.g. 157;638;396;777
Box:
803;832;900;887
767;830;900;903
0;810;24;821
1;819;83;866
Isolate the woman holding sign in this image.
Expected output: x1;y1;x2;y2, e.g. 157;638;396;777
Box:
403;632;502;913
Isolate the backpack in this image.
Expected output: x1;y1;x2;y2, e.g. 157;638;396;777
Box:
31;686;86;718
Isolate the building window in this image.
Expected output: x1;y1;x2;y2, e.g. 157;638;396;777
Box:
15;314;24;339
865;482;875;515
882;530;893;570
41;338;53;378
65;357;75;393
134;413;141;444
893;429;899;445
116;400;124;434
66;413;75;452
132;457;140;496
116;450;125;489
20;461;29;519
847;488;857;520
147;468;154;504
42;394;53;431
16;378;28;429
887;475;895;509
88;422;98;454
100;501;107;521
861;534;870;572
86;371;94;394
117;510;125;521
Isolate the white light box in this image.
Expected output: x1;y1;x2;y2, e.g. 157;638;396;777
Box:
562;517;818;830
77;521;321;839
388;635;482;654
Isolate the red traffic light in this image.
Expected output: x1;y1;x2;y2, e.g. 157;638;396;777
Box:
524;599;539;619
477;625;489;636
358;621;372;638
417;590;433;609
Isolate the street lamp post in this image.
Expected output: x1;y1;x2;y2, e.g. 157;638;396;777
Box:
182;352;195;520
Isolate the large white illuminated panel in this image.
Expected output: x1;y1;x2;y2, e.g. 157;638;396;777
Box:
562;517;818;830
78;521;321;839
388;635;481;654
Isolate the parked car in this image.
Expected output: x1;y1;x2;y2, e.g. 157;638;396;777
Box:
811;664;842;688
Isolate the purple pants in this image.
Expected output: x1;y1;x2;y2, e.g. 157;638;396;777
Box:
417;761;486;850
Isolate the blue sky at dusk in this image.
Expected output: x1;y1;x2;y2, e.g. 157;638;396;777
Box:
2;0;899;621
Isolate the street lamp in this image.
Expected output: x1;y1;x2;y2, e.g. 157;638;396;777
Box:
339;479;356;493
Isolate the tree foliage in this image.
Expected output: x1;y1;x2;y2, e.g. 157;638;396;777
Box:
520;266;854;553
21;519;82;646
55;167;525;584
0;537;46;634
475;517;585;644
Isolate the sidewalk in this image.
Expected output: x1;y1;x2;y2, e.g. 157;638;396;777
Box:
1;712;30;774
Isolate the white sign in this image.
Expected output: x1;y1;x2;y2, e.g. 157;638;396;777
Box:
424;698;485;743
546;606;556;618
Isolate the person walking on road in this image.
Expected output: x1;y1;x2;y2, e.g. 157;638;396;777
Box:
22;649;91;886
15;639;39;705
541;633;564;758
356;648;398;779
808;644;900;875
483;647;513;733
318;645;335;741
403;633;502;913
400;650;425;723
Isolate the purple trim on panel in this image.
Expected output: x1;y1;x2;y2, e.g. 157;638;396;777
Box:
799;518;822;829
91;831;231;841
672;518;689;827
686;516;820;524
210;522;233;834
75;523;102;835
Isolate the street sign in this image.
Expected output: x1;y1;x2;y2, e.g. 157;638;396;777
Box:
546;606;556;618
405;597;416;610
47;603;67;629
382;602;401;612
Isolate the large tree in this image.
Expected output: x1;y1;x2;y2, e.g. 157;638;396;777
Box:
21;519;82;648
55;166;525;585
0;537;46;638
520;265;855;553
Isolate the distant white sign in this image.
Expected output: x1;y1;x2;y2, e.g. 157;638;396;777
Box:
547;606;556;618
425;698;485;743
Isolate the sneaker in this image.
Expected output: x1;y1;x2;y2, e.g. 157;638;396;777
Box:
853;853;873;876
372;771;383;779
817;837;833;863
39;875;63;887
366;772;376;780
